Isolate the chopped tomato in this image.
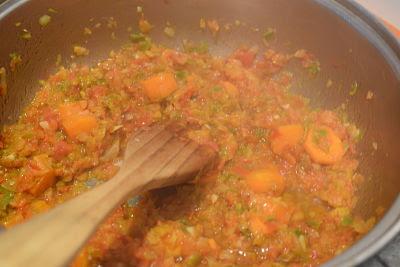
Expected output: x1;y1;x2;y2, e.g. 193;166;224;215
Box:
53;141;72;160
233;48;257;68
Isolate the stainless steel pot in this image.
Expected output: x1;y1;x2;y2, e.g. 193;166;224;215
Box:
0;0;399;266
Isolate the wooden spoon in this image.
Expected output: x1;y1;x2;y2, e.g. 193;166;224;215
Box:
0;125;216;267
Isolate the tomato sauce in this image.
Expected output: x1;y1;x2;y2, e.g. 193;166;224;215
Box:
0;37;375;266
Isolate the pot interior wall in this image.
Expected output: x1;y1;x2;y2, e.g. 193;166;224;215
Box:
0;0;399;220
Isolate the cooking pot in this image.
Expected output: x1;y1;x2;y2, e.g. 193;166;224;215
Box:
0;0;399;266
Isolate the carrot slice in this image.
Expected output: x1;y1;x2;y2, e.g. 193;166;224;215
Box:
61;115;98;139
245;166;285;196
142;72;177;102
304;125;345;165
58;102;98;139
271;124;304;155
28;154;56;196
58;100;87;120
250;215;278;235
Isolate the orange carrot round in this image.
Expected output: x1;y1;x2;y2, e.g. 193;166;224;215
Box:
61;115;98;139
58;102;98;139
245;166;285;196
28;154;56;196
304;125;345;165
249;215;278;235
142;72;177;102
271;124;304;155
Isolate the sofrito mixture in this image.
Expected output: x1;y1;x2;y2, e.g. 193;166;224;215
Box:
0;33;375;266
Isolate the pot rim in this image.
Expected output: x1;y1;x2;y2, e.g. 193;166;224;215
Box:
317;1;400;266
0;0;399;266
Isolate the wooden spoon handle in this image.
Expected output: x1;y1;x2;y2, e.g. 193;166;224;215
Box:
0;126;215;267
